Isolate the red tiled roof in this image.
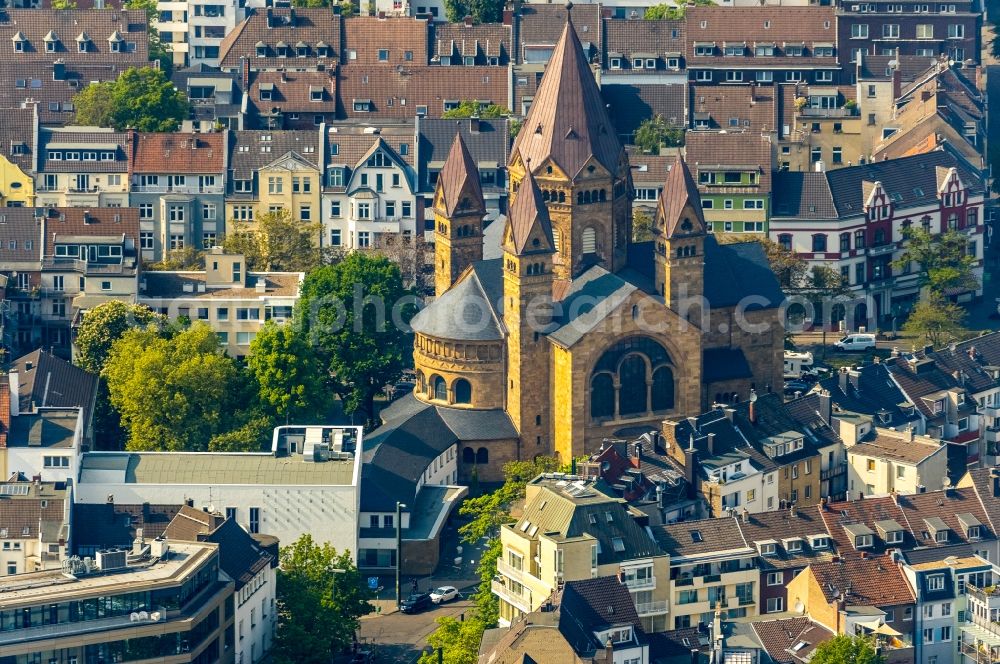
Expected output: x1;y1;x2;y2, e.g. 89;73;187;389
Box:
685;131;773;193
685;6;836;66
131;132;224;174
0;9;149;64
435;132;485;217
247;70;336;117
342;16;429;65
657;157;705;238
42;207;140;255
218;7;341;71
808;557;915;607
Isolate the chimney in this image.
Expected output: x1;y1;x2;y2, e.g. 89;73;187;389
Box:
906;426;914;442
633;442;641;468
683;445;697;498
706;432;715;455
288;7;296;25
463;13;473;26
749;390;758;424
605;638;614;664
890;490;898;505
723;407;735;422
741;507;749;523
266;7;273;27
820;496;827;511
790;503;797;517
255;277;267;293
923;344;934;355
502;8;513;24
7;372;18;418
132;528;145;555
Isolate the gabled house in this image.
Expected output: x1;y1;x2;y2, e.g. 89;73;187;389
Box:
0;104;37;207
217;7;342;73
35;127;130;208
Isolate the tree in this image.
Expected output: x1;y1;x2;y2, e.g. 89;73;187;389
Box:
633;209;654;242
124;0;172;71
74;68;190;132
51;0;77;8
103;323;246;451
810;635;886;664
892;226;980;295
273;535;372;664
443;0;503;24
903;292;970;349
247;322;331;424
419;457;565;664
643;3;683;19
441;101;512;119
633;115;685;154
297;253;417;427
222;209;324;272
145;247;205;271
208;415;273;452
75;301;167;374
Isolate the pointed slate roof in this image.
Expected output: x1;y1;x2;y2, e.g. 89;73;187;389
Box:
510;6;623;178
435;133;485;217
658;157;706;238
505;170;555;255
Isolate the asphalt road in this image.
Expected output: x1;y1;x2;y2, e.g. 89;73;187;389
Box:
357;597;476;664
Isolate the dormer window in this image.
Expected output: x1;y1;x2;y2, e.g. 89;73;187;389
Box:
77;32;91;53
316;42;329;57
957;513;982;541
856;534;873;548
810;535;829;549
757;541;777;556
256;41;267;57
927;574;945;591
310;86;323;102
296;41;308;57
108;30;123;53
275;41;288;58
632;58;643;69
783;538;803;553
259;84;273;101
11;32;27;53
610;57;621;69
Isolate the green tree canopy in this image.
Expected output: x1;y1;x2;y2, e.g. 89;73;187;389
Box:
441;101;512;119
103;323;246;451
632;209;654;242
222;209;324;272
75;301;167;374
297;253;417;426
903;292;970;349
633;115;685;154
810;635;886;664
247;322;331;424
892;226;980;295
443;0;503;24
643;4;683;19
273;535;372;664
74;68;190;131
124;0;172;71
145;247;205;271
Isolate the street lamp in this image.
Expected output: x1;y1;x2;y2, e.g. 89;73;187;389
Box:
395;501;407;610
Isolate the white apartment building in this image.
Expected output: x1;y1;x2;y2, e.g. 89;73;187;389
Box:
157;0;248;67
75;426;363;557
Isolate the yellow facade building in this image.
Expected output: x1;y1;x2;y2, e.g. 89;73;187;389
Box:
0;104;36;208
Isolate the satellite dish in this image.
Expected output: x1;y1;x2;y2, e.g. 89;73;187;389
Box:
794;600;805;614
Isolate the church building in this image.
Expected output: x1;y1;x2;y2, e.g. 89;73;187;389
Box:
372;7;786;482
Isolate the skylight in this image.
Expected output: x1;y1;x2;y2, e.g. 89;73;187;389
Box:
612;537;626;552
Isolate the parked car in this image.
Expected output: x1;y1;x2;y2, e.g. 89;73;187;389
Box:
430;586;459;604
400;592;433;614
834;333;877;352
784;380;813;395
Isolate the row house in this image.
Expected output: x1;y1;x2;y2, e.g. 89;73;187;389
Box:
0;103;37;207
770;150;986;324
493;475;671;633
322;125;420;250
35;127;130;208
138;248;302;359
156;0;248;67
884;349;985;476
842;425;950;498
626;149;673;214
246;70;337;130
0;9;149;65
225;129;322;233
0;207;139;357
685;131;772;235
217;7;343;73
653;515;761;630
602;19;686;85
685;6;844;87
431;19;513;67
1;61;128;127
835;0;981;65
130;131;226;262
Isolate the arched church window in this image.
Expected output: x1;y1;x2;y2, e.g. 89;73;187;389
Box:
463;447;475;463
558;191;566;203
618;355;648;416
542;189;551;202
583;191;591;204
454;379;472;404
652;366;675;411
432;375;447;401
416;371;426;394
681;218;692;232
553;231;561;252
598;189;606;202
582;227;597;254
577;192;584;204
546;165;553;174
591;373;614;419
476;447;489;463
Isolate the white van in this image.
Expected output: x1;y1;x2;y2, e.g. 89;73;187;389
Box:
783;351;814;379
835;333;877;352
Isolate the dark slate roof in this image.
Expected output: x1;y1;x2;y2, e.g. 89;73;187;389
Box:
0;208;42;264
228;130;321;182
71;502;181;552
511;16;624;178
547;266;637;348
749;617;834;664
928;332;1000;394
824;151;984;217
771;171;838;219
8;349;98;423
361;393;515;511
410;259;504;341
818;363;919;430
781;393;841;447
204;518;273;588
0;104;35;174
419;116;510;191
964;467;1000;534
702;237;784;310
38;127;129;173
702;348;752;383
654;515;750;558
435;133;485;217
601;83;686;141
732;392;826;465
901;542;977;565
559;577;644;653
884;354;966;420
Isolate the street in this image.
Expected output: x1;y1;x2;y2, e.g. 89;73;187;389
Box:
356;597;476;663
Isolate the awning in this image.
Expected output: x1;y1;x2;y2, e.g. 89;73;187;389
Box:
875;624;902;637
813;41;834;48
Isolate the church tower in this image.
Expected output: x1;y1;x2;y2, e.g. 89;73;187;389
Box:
502;167;555;454
433;133;486;297
508;3;630;283
654;157;706;313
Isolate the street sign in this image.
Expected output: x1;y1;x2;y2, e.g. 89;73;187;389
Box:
367;576;379;590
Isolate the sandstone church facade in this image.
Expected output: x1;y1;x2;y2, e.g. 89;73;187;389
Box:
379;9;786;482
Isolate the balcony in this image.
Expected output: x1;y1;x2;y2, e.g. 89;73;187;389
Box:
130;184;223;195
822;464;846;481
41;258;130;275
496;560;537;588
634;600;668;616
491;579;533;614
867;243;896;257
67;186;100;194
968;584;1000;604
0;606;166;647
799;106;860;118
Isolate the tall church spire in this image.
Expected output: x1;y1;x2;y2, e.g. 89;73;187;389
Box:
510;3;624;179
432;132;486;296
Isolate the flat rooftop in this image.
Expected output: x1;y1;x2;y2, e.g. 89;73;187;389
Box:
910;555;992;572
79;451;357;486
0;541;216;608
8;409;80;448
